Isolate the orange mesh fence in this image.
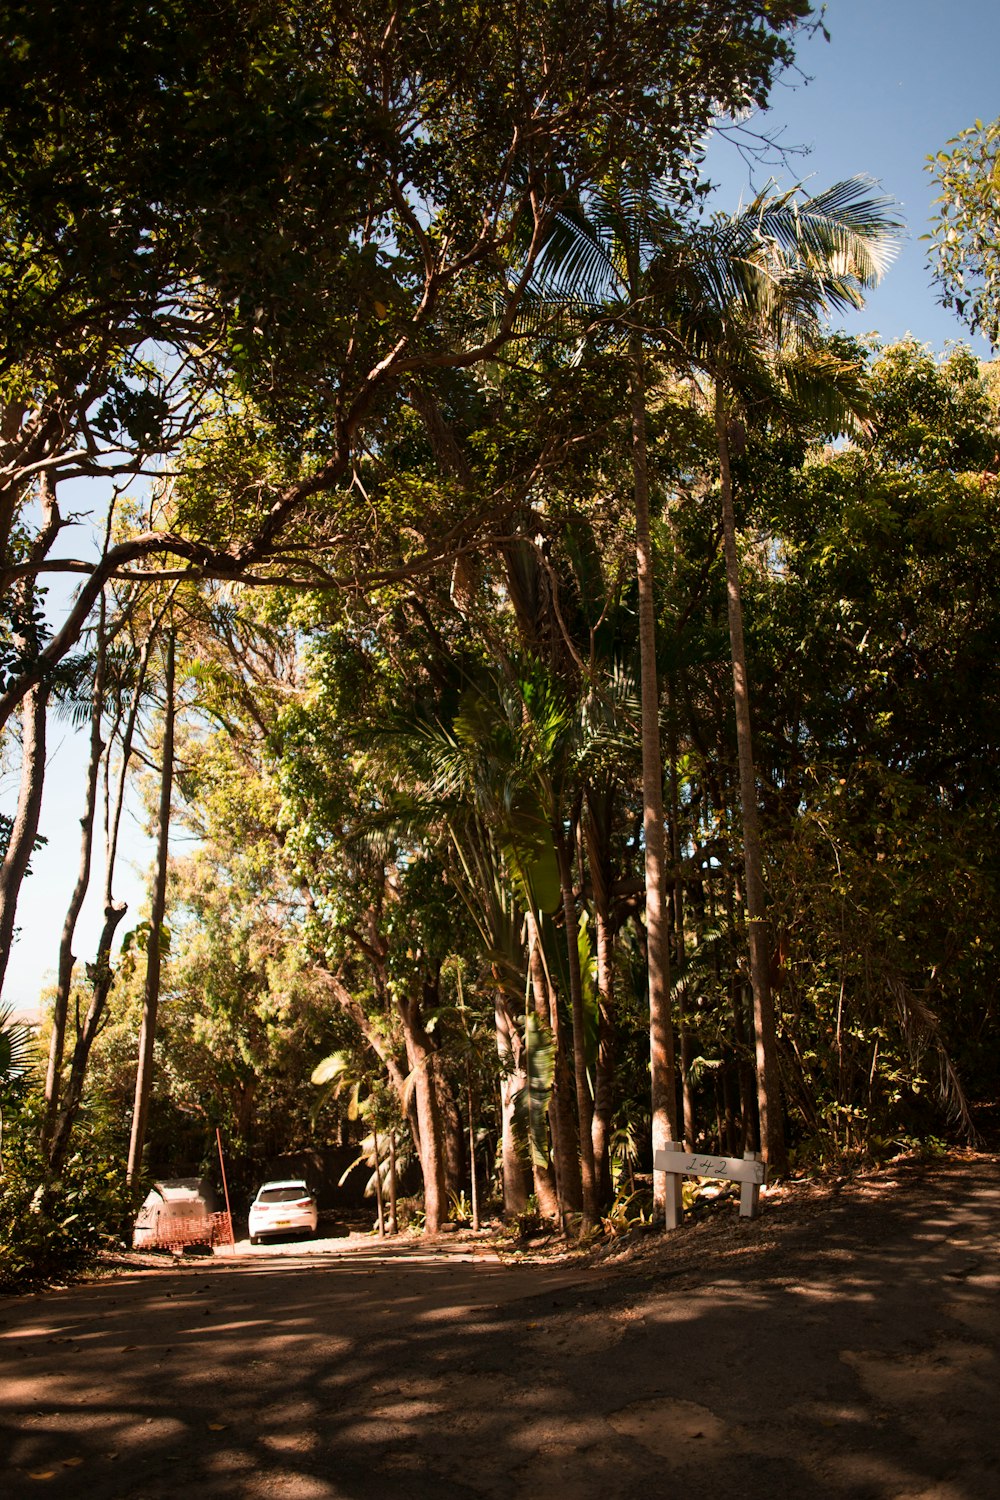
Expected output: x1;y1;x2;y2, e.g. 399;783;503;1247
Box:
149;1210;234;1251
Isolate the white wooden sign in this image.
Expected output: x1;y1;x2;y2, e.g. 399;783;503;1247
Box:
653;1143;766;1229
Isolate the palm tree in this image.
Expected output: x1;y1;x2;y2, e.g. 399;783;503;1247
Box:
127;624;177;1186
523;174;902;1172
399;669;591;1224
658;178;904;1167
524;180;684;1209
0;1001;33;1175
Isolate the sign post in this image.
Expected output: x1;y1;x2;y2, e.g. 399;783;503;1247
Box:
216;1126;236;1251
652;1147;766;1229
658;1140;684;1230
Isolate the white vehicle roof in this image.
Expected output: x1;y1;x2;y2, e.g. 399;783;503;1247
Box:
152;1179;208;1202
256;1179;309;1192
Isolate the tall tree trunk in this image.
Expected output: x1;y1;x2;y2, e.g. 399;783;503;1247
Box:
591;942;615;1208
715;388;786;1171
235;1077;256;1144
412;1047;446;1233
524;938;561;1223
42;605;107;1149
495;991;530;1217
388;1131;398;1234
126;627;176;1185
629;327;678;1212
584;788;615;1208
678;992;696;1149
722;1047;740;1155
47;897;127;1173
398;994;448;1233
465;1065;480;1231
554;826;597;1231
0;475;63;995
46;610;160;1173
528;916;580;1218
433;1052;464;1198
0;681;48;994
665;687;696;1147
372;1121;385;1237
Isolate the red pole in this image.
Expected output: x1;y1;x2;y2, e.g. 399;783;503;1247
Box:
216;1127;236;1251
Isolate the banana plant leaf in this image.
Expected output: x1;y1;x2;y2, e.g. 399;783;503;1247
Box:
499;790;561;917
511;1011;555;1169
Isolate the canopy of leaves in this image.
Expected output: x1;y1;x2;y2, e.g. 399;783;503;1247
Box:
927;115;1000;345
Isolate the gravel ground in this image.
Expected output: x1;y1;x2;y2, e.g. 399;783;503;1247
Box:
1;1154;997;1499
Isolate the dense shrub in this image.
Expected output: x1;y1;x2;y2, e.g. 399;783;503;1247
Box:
0;1096;133;1293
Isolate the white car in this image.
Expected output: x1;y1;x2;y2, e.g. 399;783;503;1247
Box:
133;1179;214;1249
247;1179;319;1244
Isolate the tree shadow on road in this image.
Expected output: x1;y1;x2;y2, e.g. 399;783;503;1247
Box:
1;1158;997;1500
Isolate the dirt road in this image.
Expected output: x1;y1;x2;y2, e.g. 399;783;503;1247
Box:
2;1157;998;1499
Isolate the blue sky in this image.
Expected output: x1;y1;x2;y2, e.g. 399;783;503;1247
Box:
704;0;998;356
4;491;156;1022
5;0;1000;1018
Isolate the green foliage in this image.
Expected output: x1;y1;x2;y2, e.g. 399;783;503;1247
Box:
749;343;1000;802
511;1012;556;1170
0;1002;32;1086
0;1097;132;1292
18;3;995;1240
446;673;568;919
448;1189;475;1225
502;1193;547;1243
768;761;995;1146
601;1184;653;1237
866;339;999;470
927;115;1000;344
312;1051;368;1129
147;331;1000;1211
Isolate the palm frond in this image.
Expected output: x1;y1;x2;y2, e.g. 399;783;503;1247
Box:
533;207;624;308
670;926;726;1003
0;1003;35;1086
662;175;903;380
774;346;871;438
885;972;980;1145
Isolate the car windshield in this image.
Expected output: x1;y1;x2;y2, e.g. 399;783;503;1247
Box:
257;1185;309;1204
